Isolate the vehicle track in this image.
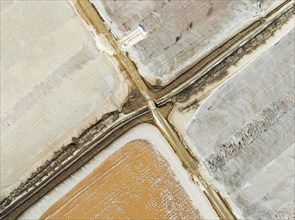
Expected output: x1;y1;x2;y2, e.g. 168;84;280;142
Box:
0;0;294;219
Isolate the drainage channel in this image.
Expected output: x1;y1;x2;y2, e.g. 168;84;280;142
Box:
76;0;236;219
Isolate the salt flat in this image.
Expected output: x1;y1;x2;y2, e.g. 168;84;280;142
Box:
169;25;294;219
19;124;218;220
1;1;293;219
0;1;129;200
92;0;282;86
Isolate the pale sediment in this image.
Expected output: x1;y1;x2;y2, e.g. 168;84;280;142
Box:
92;0;283;86
0;0;129;202
169;25;295;219
1;1;294;219
20;124;218;220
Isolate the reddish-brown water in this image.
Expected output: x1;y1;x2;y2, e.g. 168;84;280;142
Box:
41;140;200;219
